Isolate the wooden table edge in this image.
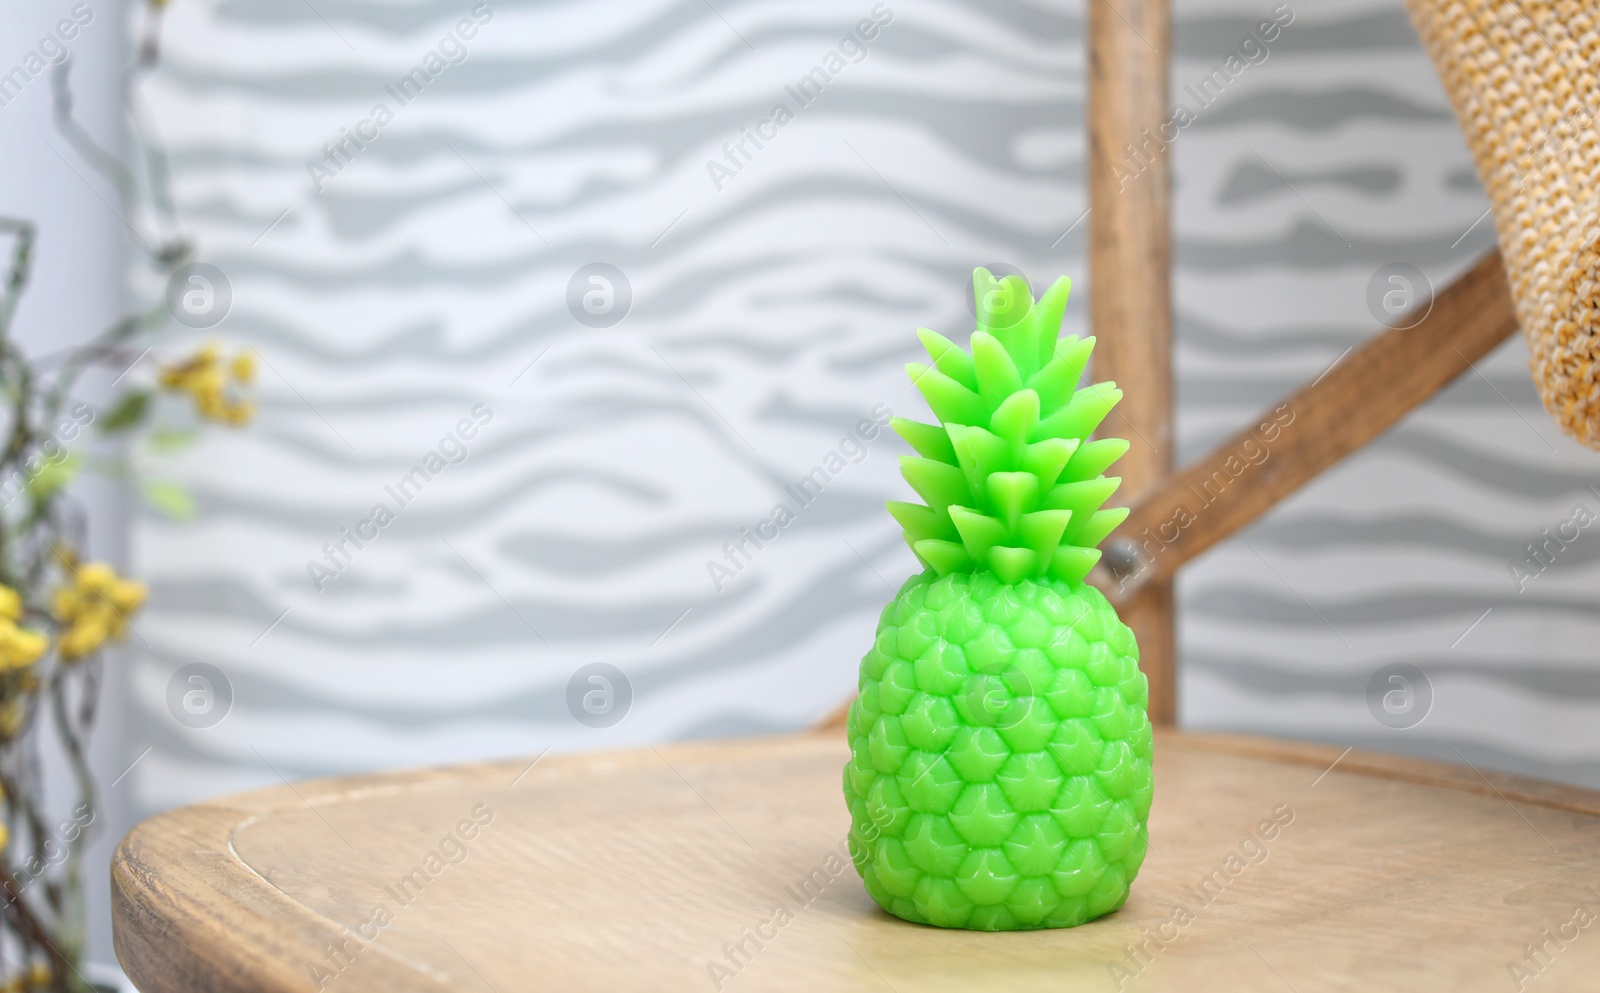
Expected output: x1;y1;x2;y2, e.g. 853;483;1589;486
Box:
112;730;1600;993
1173;730;1600;817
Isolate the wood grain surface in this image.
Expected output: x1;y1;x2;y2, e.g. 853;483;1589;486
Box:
115;730;1600;992
1088;0;1177;726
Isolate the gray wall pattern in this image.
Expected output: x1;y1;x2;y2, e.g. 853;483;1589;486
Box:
1169;0;1600;787
128;0;1600;835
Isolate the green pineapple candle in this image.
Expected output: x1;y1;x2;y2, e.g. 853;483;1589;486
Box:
842;268;1151;931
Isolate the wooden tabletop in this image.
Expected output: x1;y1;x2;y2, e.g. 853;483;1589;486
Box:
114;730;1600;992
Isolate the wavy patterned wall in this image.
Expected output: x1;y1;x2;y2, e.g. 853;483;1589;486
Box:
1169;0;1600;787
128;0;1600;829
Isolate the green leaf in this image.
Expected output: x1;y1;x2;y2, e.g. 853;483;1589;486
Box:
100;390;153;433
974;271;1034;349
900;457;972;513
148;428;200;453
890;418;957;464
988;389;1040;448
1074;507;1130;550
1021;438;1079;491
985;472;1039;531
906;364;984;426
142;480;197;519
1043;477;1121;528
1029;276;1073;369
1028;336;1095;415
988;546;1038;585
1062;437;1128;482
889;268;1130;582
970;332;1022;412
913;538;971;575
991;280;1045;377
1047;546;1101;585
1033;382;1122;443
946;424;1009;497
1018;509;1074;558
887;500;957;544
916;328;977;391
949;505;1008;564
26;452;82;500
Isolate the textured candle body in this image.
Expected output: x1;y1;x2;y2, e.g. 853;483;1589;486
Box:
843;269;1150;930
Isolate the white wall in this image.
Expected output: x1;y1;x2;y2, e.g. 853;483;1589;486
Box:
0;0;135;974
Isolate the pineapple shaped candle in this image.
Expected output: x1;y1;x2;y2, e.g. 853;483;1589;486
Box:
843;268;1151;931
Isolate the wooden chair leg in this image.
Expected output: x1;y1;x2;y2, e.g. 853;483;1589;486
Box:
1088;0;1176;724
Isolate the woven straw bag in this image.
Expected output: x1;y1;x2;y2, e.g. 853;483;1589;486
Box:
1404;0;1600;448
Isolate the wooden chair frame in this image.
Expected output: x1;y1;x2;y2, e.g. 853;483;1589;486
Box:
1084;1;1519;725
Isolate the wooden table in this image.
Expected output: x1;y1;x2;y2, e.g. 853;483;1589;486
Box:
113;730;1600;992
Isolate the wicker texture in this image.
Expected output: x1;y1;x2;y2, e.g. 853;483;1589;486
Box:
1405;0;1600;447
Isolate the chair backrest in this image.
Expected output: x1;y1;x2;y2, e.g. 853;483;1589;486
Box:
1089;0;1581;725
823;0;1574;732
1079;0;1521;726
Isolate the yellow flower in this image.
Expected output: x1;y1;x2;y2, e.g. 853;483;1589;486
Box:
56;619;109;661
53;562;147;661
0;586;46;670
157;343;215;386
159;344;255;426
0;700;22;740
0;623;47;671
